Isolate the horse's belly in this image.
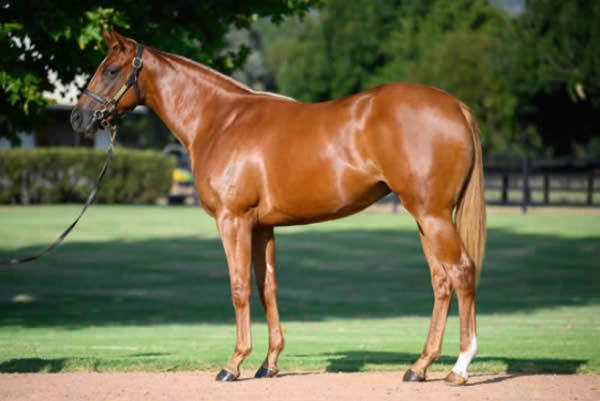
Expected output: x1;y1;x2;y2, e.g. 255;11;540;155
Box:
257;180;390;226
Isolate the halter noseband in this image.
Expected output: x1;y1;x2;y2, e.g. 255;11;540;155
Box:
84;43;144;129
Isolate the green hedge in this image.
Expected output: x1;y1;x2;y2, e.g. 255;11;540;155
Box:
0;147;175;204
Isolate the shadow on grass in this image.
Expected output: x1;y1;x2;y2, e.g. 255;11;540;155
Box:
0;351;587;375
0;352;173;373
310;351;588;375
0;357;86;373
0;226;599;327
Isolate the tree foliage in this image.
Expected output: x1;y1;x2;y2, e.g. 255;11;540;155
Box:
275;0;516;154
1;0;322;144
4;0;599;157
273;0;600;156
277;1;409;102
507;0;600;156
370;0;515;153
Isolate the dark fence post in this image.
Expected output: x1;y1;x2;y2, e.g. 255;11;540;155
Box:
501;174;509;204
543;174;550;205
483;156;599;209
522;154;529;213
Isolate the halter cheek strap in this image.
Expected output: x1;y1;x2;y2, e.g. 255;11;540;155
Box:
84;43;144;128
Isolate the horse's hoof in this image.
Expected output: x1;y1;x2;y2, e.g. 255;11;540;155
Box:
403;368;425;382
216;369;239;382
445;371;467;386
255;366;278;378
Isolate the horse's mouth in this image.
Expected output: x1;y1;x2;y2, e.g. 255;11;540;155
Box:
82;118;100;135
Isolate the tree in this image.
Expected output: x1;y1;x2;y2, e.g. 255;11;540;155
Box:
275;0;517;154
276;0;412;102
507;0;600;156
1;0;323;145
276;13;331;102
370;0;517;154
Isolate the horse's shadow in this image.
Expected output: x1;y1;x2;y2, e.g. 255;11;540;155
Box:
0;352;588;383
289;350;587;379
0;357;90;373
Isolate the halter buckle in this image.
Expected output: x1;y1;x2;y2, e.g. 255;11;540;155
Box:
93;109;105;121
132;57;143;69
100;119;111;129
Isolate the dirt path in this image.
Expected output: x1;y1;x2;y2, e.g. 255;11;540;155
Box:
1;371;599;401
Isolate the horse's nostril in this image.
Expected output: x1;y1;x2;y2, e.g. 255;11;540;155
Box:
70;109;82;128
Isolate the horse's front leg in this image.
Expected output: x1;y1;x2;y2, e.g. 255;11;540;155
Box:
252;227;284;378
215;211;254;382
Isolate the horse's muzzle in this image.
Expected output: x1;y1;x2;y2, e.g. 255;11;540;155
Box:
70;107;98;134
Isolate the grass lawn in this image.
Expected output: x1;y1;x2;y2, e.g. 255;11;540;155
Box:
0;205;599;374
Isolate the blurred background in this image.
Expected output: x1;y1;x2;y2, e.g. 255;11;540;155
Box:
1;0;598;207
1;0;599;376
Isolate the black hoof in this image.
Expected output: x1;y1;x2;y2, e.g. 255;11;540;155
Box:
403;368;425;382
255;366;278;378
216;369;238;382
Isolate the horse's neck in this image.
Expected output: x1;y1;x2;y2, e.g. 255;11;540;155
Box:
141;48;248;149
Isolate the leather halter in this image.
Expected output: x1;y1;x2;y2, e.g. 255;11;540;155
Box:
84;43;144;129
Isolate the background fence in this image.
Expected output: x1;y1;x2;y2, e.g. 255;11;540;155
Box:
388;157;600;212
484;157;600;210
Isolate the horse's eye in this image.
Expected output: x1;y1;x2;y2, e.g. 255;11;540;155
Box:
104;68;119;78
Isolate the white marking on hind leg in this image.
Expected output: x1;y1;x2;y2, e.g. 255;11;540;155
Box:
452;336;477;378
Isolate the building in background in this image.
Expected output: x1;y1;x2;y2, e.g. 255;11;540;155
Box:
0;104;149;150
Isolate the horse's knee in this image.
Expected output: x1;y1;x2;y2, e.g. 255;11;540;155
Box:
231;281;251;308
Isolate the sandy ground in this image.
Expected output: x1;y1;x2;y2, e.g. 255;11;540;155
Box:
1;371;599;401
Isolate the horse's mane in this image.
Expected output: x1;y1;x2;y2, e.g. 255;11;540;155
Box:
151;46;294;101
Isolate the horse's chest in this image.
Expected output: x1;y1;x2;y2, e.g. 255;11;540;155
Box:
193;160;260;216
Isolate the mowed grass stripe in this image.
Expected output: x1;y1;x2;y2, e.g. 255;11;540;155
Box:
0;206;599;374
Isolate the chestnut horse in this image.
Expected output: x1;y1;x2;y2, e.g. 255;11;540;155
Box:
71;29;486;385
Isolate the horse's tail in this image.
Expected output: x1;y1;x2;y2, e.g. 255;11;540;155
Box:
456;102;487;285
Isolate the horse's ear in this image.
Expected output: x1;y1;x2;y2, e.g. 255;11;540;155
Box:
110;28;130;52
102;25;113;45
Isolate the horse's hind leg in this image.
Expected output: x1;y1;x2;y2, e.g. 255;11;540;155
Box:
403;227;454;382
252;227;284;378
404;211;477;385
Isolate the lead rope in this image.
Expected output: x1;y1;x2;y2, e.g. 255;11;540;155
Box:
0;126;118;266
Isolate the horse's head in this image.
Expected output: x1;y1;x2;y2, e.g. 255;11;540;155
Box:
71;27;143;134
